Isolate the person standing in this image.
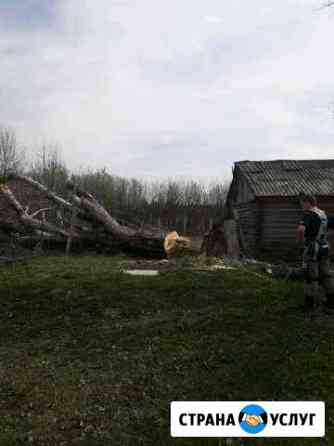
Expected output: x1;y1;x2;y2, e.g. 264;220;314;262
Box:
297;193;334;313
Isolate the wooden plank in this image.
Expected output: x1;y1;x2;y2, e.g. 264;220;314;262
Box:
223;219;240;258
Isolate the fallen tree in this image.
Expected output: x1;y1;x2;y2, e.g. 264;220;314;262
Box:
0;175;201;257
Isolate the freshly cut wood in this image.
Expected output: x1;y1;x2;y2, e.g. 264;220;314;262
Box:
164;231;191;257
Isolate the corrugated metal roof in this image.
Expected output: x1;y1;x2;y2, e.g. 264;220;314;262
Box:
236;160;334;197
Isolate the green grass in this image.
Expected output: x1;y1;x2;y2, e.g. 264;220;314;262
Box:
0;255;333;446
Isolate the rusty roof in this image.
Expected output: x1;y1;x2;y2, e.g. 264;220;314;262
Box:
236;159;334;197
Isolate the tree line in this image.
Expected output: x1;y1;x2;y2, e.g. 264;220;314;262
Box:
0;126;230;235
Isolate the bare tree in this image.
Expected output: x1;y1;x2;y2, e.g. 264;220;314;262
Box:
208;181;230;207
0;126;25;178
29;145;68;194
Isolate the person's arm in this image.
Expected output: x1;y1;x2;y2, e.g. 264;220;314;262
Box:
297;224;305;243
297;213;308;243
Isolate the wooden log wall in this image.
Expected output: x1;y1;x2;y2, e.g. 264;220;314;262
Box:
235;201;259;256
259;197;334;261
236;197;334;261
259;200;301;260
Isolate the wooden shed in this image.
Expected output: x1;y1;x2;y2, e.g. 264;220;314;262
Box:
226;160;334;260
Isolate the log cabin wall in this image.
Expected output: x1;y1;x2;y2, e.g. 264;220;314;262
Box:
227;167;259;256
234;198;334;261
234;201;259;256
257;198;301;260
257;197;334;260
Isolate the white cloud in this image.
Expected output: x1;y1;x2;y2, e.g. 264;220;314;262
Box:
204;16;224;24
0;0;333;181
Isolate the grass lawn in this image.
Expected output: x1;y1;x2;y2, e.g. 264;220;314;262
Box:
0;255;333;446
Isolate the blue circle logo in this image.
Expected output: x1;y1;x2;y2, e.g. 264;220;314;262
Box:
239;404;268;434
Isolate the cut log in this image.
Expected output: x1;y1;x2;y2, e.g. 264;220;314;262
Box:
164;231;191;257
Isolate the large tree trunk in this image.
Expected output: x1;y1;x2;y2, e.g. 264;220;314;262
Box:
72;194;167;255
0;177;172;257
0;175;206;257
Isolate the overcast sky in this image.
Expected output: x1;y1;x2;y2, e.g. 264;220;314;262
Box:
0;0;333;181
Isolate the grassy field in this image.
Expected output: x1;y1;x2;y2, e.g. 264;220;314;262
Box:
0;255;333;446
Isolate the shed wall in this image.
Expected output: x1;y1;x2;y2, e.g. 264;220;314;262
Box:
234;201;259;255
235;198;334;260
259;200;301;259
260;198;334;260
